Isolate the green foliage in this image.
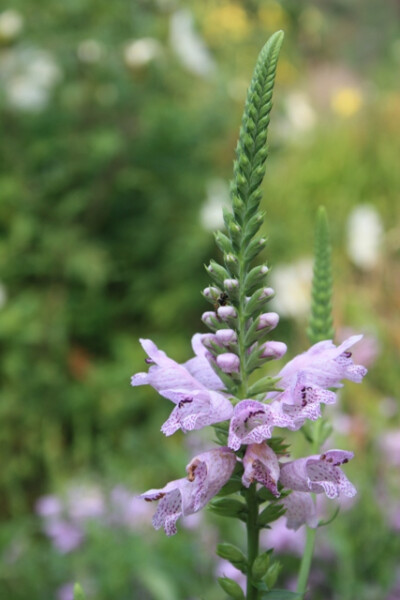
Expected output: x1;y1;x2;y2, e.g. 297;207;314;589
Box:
218;576;245;599
73;583;86;600
217;543;248;574
307;206;334;344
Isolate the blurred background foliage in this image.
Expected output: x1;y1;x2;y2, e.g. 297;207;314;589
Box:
0;0;399;598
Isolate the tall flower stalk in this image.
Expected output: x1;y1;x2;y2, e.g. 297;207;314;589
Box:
131;31;367;600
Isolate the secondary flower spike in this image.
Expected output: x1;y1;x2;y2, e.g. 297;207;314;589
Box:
242;443;280;497
140;448;236;535
279;450;357;499
131;336;233;434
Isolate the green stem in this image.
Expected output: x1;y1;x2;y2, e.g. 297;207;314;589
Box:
296;419;323;597
296;525;317;597
245;484;260;600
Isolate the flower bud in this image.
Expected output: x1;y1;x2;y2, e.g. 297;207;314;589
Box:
216;353;240;373
260;341;287;360
201;311;218;328
217;306;237;320
201;334;218;350
252;552;270;580
218;577;245;600
215;329;237;345
244;287;275;318
257;312;279;331
224;278;239;292
203;286;220;301
264;561;282;589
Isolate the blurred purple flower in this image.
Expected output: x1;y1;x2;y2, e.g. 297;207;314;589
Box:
43;519;84;553
140;447;236;535
57;583;74;600
280;450;356;499
35;495;62;519
131;336;233;435
260;516;305;555
110;485;153;530
379;430;400;467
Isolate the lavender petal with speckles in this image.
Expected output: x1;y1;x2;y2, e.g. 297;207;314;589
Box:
228;400;293;451
140;448;236;536
242;443;280;497
270;335;367;396
131;336;233;434
282;491;319;531
280;450;356;499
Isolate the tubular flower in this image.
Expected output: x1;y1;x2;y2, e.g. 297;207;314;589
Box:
140;448;236;536
273;335;367;391
281;491;319;531
279;450;356;499
131;336;233;434
242;443;280;497
267;335;367;428
228;400;292;451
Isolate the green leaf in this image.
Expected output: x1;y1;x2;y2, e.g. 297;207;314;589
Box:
208;497;248;520
217;543;248;574
252;551;271;580
218;577;246;599
258;503;286;527
73;584;86;600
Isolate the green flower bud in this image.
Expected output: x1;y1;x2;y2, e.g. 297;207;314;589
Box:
218;577;245;600
252;552;270;580
264;561;282;589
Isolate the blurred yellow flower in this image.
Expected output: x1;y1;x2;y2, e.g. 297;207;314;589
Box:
259;2;287;31
331;87;363;117
203;2;249;41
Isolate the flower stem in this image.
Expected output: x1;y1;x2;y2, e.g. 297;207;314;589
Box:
296;420;323;597
296;525;316;598
245;483;260;600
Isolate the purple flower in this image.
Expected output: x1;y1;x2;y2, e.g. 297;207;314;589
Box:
43;519;84;553
268;335;367;429
281;491;318;531
140;447;236;536
242;443;280;497
275;335;367;391
216;352;240;373
228;400;292;451
131;336;233;435
260;516;305;554
35;495;62;519
280;450;356;499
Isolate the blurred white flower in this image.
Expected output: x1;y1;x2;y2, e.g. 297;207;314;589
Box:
124;38;162;69
347;204;383;270
169;9;215;78
1;47;61;111
200;178;230;231
0;9;24;41
77;39;103;63
282;91;316;141
270;258;313;318
66;484;104;521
